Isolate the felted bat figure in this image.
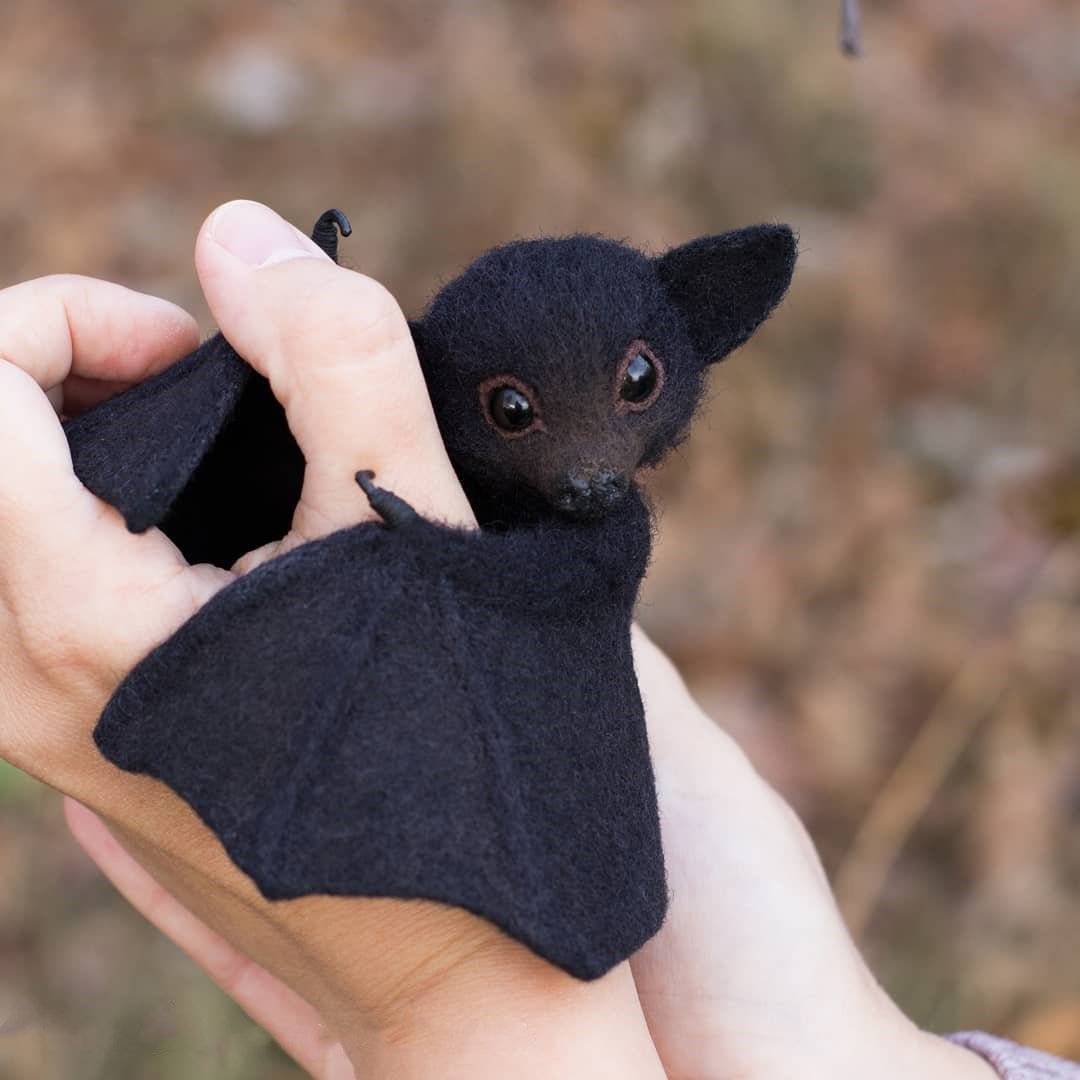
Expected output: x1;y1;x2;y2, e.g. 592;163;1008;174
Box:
65;212;796;979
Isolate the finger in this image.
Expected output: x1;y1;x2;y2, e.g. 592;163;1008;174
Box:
0;275;199;525
64;798;353;1080
0;357;228;707
0;360;182;611
0;274;199;409
193;200;474;555
0;361;96;531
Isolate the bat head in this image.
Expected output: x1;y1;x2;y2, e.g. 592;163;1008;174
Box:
413;226;796;524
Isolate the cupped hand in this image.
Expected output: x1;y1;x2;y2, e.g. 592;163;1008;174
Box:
630;626;997;1080
1;202;663;1080
69;621;997;1080
64;798;357;1080
0;275;224;779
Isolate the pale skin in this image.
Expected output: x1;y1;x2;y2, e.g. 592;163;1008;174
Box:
0;200;996;1080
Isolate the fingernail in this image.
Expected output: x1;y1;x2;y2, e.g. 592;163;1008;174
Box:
208;200;324;268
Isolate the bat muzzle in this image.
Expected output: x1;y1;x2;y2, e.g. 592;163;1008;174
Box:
554;469;630;520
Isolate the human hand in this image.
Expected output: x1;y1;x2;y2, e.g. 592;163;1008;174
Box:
2;201;663;1079
66;616;998;1080
629;625;998;1080
64;798;356;1079
0;273;225;785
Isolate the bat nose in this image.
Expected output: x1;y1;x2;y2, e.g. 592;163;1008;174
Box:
554;469;630;519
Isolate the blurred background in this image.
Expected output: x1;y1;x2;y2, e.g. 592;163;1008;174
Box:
1;0;1078;1076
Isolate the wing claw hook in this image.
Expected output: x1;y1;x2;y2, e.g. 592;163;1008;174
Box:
311;209;353;262
355;470;420;528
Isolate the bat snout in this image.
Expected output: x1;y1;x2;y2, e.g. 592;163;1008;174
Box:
553;468;630;520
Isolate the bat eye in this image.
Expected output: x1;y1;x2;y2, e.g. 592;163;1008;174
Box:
479;377;543;437
620;353;657;403
490;386;534;430
616;341;664;413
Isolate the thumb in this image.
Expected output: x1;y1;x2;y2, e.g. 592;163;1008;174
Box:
194;200;474;555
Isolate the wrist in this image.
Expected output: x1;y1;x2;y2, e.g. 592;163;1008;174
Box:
714;987;1002;1080
903;1030;1002;1080
839;1010;1001;1080
339;950;665;1080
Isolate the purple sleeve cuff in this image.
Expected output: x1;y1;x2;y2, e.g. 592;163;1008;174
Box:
948;1032;1080;1079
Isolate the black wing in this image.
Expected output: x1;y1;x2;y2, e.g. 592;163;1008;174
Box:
94;508;667;981
64;210;351;568
64;337;301;568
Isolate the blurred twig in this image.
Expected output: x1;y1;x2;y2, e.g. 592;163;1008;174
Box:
834;542;1073;940
840;0;863;57
835;649;1012;939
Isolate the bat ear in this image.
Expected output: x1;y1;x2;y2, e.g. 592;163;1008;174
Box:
655;224;797;364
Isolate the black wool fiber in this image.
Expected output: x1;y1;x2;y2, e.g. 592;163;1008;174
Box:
66;214;797;980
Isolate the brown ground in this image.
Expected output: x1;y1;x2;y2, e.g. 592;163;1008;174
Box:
1;2;1078;1076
